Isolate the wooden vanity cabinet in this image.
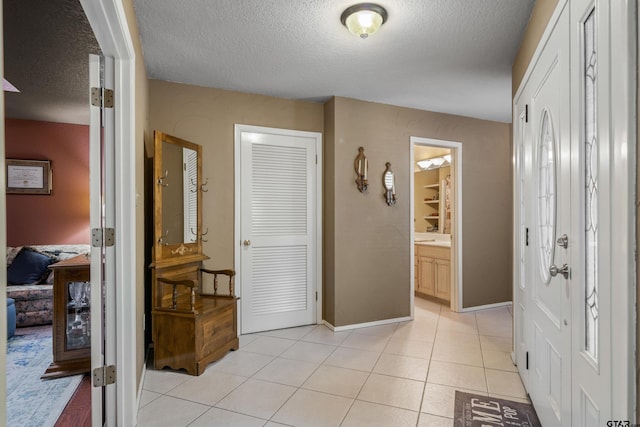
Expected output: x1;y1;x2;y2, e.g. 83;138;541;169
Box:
415;244;450;302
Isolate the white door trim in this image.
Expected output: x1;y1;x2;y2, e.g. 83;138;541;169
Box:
234;124;323;332
80;1;137;425
0;7;6;416
608;0;636;416
410;136;463;314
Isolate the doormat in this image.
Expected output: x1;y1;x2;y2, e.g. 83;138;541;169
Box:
454;391;542;427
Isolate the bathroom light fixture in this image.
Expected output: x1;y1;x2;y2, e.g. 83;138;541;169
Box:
417;155;451;171
341;3;388;39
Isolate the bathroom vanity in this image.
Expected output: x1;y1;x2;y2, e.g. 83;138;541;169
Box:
414;237;451;302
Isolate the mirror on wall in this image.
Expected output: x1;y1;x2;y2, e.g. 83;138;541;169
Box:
153;131;203;262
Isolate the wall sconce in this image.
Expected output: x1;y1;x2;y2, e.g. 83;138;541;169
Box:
341;3;388;39
383;162;396;205
354;147;368;192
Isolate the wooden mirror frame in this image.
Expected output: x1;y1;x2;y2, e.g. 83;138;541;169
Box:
152;131;206;266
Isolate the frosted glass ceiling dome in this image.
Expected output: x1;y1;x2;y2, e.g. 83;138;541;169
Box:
340;3;388;39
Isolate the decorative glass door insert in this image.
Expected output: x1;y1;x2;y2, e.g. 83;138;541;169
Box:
537;109;557;284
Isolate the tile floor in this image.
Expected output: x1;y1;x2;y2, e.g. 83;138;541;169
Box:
137;298;528;426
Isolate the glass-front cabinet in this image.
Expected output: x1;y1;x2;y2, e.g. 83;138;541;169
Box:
42;254;91;379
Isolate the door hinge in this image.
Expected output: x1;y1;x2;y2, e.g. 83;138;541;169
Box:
316;155;318;164
92;227;115;247
315;291;318;301
93;365;116;387
525;227;529;246
526;351;529;370
525;104;529;123
91;87;114;109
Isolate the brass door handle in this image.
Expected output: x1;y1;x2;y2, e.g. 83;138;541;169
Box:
243;240;251;246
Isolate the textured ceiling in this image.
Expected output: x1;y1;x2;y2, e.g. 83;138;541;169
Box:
134;0;534;123
4;0;100;125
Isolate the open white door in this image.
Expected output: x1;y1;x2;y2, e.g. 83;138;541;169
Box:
82;1;138;424
89;53;116;425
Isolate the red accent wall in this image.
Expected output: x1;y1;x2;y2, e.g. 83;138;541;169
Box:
5;118;90;246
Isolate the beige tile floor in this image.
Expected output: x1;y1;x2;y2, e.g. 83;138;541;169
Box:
137;298;528;426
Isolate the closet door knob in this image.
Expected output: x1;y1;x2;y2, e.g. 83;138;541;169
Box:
243;240;251;246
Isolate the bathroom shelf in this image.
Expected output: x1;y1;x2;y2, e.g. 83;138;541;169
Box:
424;184;440;189
424;216;440;220
423;200;440;204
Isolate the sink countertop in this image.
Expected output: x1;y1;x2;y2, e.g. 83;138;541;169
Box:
415;240;451;247
415;232;451;248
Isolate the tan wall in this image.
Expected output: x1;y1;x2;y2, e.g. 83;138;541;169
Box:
123;0;149;389
512;0;560;95
325;97;512;325
148;80;324;273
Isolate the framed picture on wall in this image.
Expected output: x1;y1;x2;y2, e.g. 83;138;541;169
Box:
6;159;52;195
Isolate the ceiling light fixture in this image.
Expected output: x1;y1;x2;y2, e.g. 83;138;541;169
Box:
341;3;388;39
417;155;451;171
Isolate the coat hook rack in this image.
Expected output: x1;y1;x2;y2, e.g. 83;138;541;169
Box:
157;170;169;187
190;227;209;242
190;178;209;193
158;229;170;245
200;178;209;193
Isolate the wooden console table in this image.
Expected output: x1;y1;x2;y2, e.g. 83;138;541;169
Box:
42;255;91;379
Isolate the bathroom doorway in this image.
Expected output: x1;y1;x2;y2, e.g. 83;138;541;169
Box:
410;137;462;316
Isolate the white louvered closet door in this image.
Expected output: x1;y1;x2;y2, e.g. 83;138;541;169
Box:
240;130;316;333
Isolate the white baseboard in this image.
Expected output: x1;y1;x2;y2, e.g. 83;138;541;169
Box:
459;300;513;313
323;316;411;332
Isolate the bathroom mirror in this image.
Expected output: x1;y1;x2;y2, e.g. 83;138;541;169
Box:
383;162;396;206
153;131;203;263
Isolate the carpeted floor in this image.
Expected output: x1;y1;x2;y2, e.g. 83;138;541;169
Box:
6;326;83;427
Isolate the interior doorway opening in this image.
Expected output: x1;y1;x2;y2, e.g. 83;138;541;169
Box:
410;137;462;316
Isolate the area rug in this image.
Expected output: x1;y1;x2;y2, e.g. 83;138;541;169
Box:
454;391;542;427
6;326;83;427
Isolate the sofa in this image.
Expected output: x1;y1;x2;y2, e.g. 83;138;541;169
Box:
6;244;91;327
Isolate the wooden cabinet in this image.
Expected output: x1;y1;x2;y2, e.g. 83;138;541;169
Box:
43;255;91;379
415;244;450;302
417;255;436;296
435;258;450;300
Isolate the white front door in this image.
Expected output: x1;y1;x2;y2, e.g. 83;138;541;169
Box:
520;6;572;426
236;125;321;334
514;0;635;424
